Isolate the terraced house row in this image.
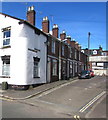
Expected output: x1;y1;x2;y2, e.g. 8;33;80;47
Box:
0;6;87;89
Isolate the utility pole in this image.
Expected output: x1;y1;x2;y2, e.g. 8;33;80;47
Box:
88;32;91;50
88;32;91;70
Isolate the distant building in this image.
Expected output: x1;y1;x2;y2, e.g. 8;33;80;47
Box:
82;46;108;76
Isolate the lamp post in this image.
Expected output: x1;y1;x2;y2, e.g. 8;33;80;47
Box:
88;32;91;69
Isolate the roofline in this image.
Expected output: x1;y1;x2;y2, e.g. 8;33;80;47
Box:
0;12;48;37
0;12;24;21
21;21;48;37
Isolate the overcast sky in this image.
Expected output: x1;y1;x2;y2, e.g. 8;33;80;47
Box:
1;2;106;50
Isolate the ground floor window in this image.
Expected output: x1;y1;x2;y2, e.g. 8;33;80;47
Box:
62;60;66;75
70;62;72;74
52;59;57;76
33;57;40;78
1;56;10;76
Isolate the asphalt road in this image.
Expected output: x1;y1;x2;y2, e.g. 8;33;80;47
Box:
1;76;107;119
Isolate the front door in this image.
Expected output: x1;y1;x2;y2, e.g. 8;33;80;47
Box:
47;58;51;83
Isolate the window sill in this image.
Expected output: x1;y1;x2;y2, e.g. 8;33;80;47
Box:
0;76;10;78
1;45;11;49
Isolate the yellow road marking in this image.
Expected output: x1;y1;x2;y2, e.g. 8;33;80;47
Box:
79;91;106;113
0;97;13;102
74;115;81;120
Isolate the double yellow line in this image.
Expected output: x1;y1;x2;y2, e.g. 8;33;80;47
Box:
0;97;13;102
79;91;106;113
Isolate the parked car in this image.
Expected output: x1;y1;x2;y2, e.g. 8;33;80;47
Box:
78;70;91;79
89;70;95;77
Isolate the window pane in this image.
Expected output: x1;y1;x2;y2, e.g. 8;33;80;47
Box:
53;60;57;76
3;39;10;46
104;62;108;69
52;40;55;53
3;31;10;38
33;61;39;78
2;56;10;76
2;64;10;76
62;45;64;56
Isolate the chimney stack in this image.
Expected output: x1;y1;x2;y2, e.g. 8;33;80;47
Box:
52;24;59;38
66;35;71;44
70;40;76;48
27;6;36;26
60;30;66;40
78;44;81;51
75;41;79;49
42;16;50;33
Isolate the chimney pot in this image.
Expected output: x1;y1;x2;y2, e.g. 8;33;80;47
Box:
31;6;34;11
28;7;31;11
66;35;71;44
43;16;48;21
62;30;66;33
53;24;58;29
60;30;66;40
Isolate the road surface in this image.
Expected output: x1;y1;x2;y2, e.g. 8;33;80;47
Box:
1;76;107;119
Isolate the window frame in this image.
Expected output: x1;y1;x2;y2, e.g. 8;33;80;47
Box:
52;59;57;76
69;47;72;58
33;57;40;78
62;45;65;56
51;39;56;54
75;49;77;59
2;27;11;47
1;56;10;77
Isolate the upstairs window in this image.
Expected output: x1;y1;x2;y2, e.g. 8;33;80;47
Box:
52;40;55;54
62;45;65;56
69;47;72;58
75;49;77;59
2;27;11;46
79;52;80;60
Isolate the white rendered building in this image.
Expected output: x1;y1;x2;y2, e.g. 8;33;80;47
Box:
0;10;47;88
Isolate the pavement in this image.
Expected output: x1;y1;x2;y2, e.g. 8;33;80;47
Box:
0;77;78;100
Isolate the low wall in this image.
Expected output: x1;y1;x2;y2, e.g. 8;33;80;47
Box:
94;69;108;76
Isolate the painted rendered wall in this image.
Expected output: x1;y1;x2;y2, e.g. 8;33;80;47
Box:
23;24;47;84
0;14;47;85
0;14;27;85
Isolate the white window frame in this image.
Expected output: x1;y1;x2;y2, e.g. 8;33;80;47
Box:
2;27;11;47
1;56;10;77
52;59;57;76
52;40;55;54
70;47;72;58
75;49;77;59
62;45;65;56
70;62;72;74
79;52;80;60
